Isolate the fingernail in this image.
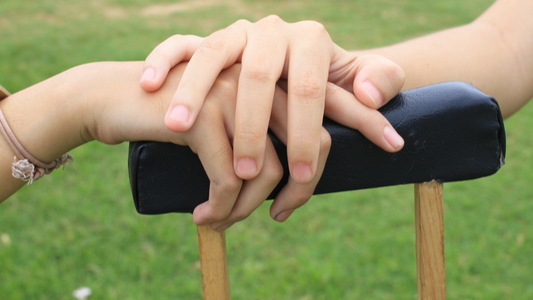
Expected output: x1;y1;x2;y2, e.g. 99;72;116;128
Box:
384;126;404;149
292;163;313;183
275;209;294;222
236;157;257;178
362;80;383;108
167;105;190;124
140;67;155;82
215;224;232;232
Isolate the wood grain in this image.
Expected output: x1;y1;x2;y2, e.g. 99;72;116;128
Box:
197;224;231;300
415;181;446;300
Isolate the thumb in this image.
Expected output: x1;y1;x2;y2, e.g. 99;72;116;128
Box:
140;35;204;92
352;54;405;109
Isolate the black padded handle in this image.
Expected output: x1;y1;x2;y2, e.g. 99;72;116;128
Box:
128;81;506;214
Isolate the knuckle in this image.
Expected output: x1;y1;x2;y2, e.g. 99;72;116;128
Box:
167;34;184;43
219;176;243;194
206;141;233;163
233;18;251;27
261;14;283;25
292;75;324;101
299;20;328;36
150;47;172;62
182;34;203;45
198;35;227;55
209;180;242;221
212;76;238;97
241;63;276;84
236;125;267;144
209;207;231;221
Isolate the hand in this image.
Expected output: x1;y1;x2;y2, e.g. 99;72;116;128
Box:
81;62;285;229
90;62;326;227
139;16;405;189
0;61;282;229
1;60;402;228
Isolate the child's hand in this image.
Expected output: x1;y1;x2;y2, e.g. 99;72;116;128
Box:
139;16;405;189
86;62;326;228
2;60;402;228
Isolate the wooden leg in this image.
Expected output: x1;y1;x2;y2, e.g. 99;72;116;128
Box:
197;224;231;300
415;181;446;300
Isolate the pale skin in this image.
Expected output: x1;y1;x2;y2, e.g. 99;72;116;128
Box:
142;0;533;230
140;18;407;229
140;17;407;183
5;0;530;232
0;63;286;211
0;61;400;232
353;0;533;118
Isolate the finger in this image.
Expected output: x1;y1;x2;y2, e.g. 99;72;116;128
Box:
268;86;331;222
352;54;406;109
189;82;242;225
233;16;289;179
324;82;404;152
286;21;333;184
190;117;242;225
270;128;331;222
165;21;249;133
140;35;204;92
210;138;284;231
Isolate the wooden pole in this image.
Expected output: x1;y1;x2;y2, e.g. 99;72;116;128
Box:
197;224;231;300
0;84;10;100
414;181;446;300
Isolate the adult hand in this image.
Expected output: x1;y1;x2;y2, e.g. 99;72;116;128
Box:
1;59;402;228
83;62;283;229
139;16;405;187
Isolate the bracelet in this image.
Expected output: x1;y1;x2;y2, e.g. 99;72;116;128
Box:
0;87;73;184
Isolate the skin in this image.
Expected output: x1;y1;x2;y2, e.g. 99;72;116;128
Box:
0;63;284;213
353;0;533;119
0;61;399;232
140;18;407;227
140;17;406;185
8;0;529;231
139;0;533;229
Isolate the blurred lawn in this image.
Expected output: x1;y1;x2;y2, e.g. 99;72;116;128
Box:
1;0;532;299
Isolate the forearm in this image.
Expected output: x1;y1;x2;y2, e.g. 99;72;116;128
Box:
0;68;89;201
352;0;533;118
0;61;182;202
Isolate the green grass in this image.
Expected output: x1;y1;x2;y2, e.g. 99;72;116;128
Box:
2;0;532;299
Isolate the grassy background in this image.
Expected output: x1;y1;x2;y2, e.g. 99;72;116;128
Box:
1;0;532;299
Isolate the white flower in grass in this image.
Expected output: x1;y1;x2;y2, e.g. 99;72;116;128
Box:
1;233;11;246
73;287;92;299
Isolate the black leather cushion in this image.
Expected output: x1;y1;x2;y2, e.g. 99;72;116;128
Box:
129;81;506;214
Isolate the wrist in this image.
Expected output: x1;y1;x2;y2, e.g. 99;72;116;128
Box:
79;61;187;146
0;65;90;163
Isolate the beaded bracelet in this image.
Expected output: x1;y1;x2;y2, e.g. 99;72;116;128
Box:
0;85;73;184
